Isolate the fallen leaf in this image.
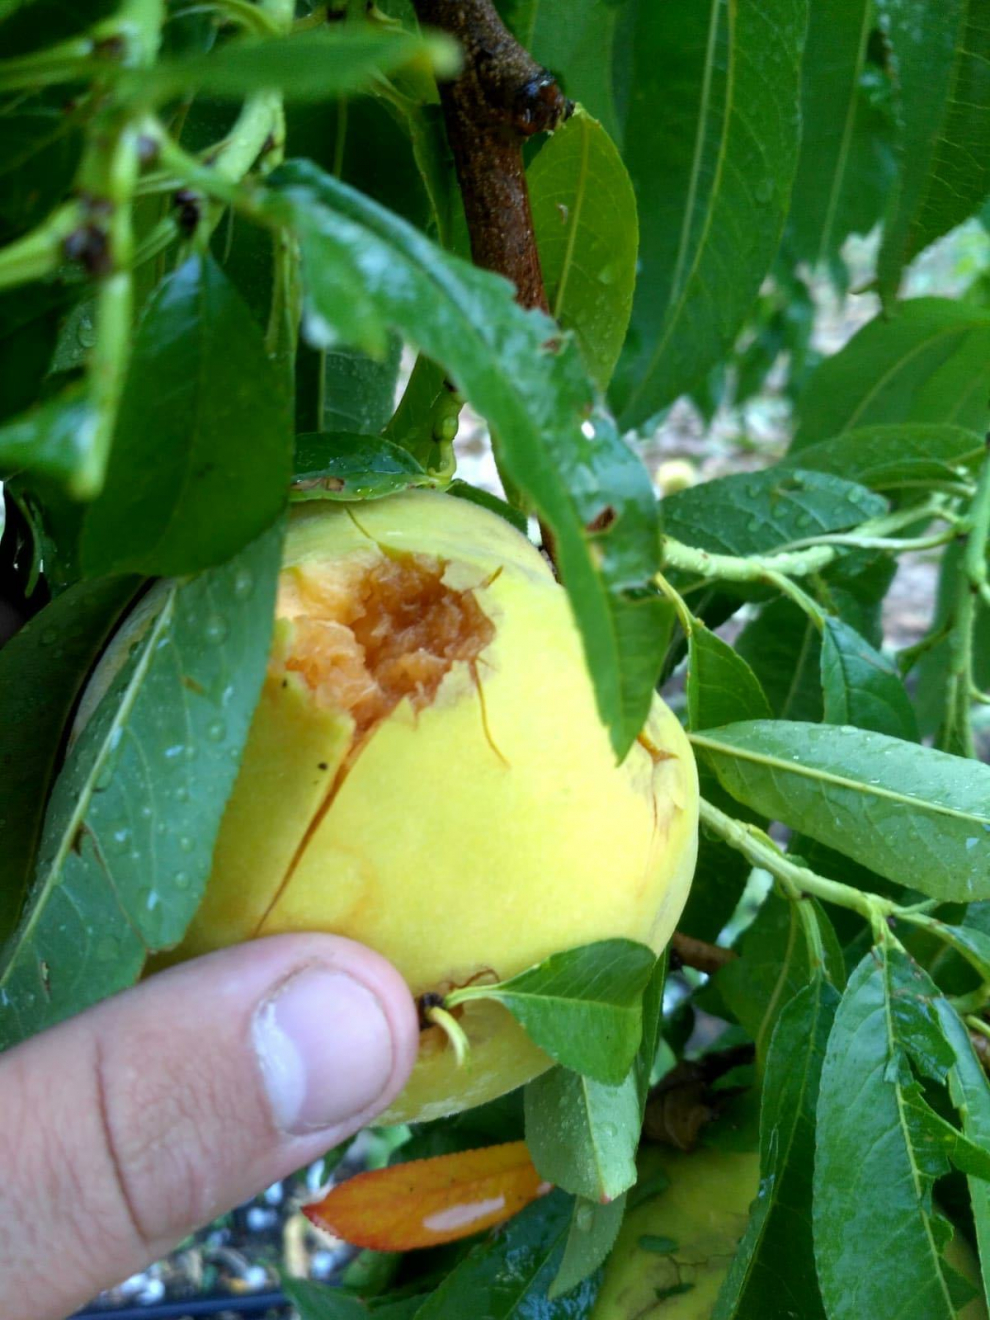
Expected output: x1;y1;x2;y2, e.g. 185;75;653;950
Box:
304;1140;552;1250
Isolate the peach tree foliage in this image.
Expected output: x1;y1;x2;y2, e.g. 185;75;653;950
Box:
0;0;990;1317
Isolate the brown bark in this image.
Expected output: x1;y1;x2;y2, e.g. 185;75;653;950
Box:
411;0;570;311
669;931;739;976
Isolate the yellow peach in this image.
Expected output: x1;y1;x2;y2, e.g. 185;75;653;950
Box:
164;491;698;1122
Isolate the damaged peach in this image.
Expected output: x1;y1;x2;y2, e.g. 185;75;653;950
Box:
169;491;699;1123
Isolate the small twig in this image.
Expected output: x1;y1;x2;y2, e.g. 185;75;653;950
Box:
411;0;570;311
669;931;737;976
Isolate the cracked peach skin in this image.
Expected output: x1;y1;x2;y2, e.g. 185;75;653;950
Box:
172;491;699;1124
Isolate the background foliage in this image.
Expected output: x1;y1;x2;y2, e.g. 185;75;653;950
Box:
1;0;990;1316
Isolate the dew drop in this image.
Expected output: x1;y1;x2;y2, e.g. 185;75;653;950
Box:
96;934;120;961
206;719;226;743
232;568;254;601
179;835;194;854
174;871;190;891
174;785;190;804
204;615;229;645
76;314;97;349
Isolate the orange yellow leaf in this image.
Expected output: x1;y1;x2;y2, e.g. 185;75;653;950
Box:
304;1140;553;1250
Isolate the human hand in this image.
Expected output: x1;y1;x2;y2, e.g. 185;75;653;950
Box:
0;933;419;1320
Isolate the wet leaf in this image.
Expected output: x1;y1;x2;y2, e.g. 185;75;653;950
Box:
793;300;990;449
549;1195;626;1300
821;615;918;740
714;976;838;1319
662;468;886;559
686;627;772;731
936;999;990;1313
694;720;990;901
414;1188;598;1319
719;891;844;1062
876;0;990;301
786;0;895;269
0;575;138;944
292;433;433;502
525;1066;640;1204
143;29;459;103
529;107;637;389
814;946;971;1319
80;254;291;577
304;1141;549;1251
449;939;656;1085
611;0;807;425
0;522;282;1049
782;424;986;495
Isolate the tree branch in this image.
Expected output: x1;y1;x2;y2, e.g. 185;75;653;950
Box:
411;0;570;311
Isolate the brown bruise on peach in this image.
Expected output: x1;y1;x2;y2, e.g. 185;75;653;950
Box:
278;551;495;739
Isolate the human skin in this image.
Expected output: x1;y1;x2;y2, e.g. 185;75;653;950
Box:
0;933;419;1320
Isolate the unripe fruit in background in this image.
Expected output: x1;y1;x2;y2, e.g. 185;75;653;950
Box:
157;491;698;1122
594;1148;987;1320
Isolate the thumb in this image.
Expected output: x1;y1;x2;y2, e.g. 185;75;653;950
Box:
0;933;419;1320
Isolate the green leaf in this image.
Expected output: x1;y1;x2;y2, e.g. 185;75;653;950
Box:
694;720;990;901
786;0;895;269
634;952;667;1119
718;890;844;1061
0;522;282;1049
915;920;990;982
80;254;291;577
549;1195;626;1301
915;541;990;740
813;947;966;1320
529;107;637;389
283;1282;369;1320
267;162;666;758
793;299;990;449
0;103;83;243
821;615;919;741
679;836;752;944
413;1189;599;1319
142;29;459;103
383;354;459;475
713;976;838;1320
611;0;807;426
735;599;823;722
499;0;625;142
0;576;137;945
686;626;772;731
876;0;990;302
782;423;986;494
322;337;403;434
291;433;433;502
449;939;656;1085
936;1000;990;1314
0;389;97;493
525;1066;640;1204
446;481;528;536
662;468;887;559
0;282;74;425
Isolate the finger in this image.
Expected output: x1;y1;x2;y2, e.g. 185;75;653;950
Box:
0;933;419;1320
